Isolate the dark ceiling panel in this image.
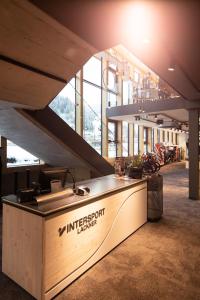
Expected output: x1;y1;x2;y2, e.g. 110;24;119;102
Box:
29;0;200;100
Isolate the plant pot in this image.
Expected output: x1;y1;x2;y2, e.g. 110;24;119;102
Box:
128;167;143;179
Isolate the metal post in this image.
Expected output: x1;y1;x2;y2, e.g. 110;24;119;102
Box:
188;109;199;200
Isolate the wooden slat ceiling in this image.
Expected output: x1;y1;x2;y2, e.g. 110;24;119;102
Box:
0;0;97;109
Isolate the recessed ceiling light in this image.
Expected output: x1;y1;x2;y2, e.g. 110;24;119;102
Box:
168;59;176;72
168;67;175;72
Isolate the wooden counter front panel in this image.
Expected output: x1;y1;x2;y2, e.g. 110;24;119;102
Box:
43;183;147;293
2;204;43;299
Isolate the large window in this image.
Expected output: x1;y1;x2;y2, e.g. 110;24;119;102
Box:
49;78;76;130
82;56;102;154
107;64;118;107
108;121;117;157
134;124;139;155
83;56;102;86
122;121;129;157
107;92;117;108
7;140;43;167
123;80;133;105
83;82;102;154
108;68;117;92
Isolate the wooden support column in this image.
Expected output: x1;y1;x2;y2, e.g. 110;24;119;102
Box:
169;131;173;145
164;130;168;143
139;125;144;155
75;70;83;136
148;128;152;152
129;124;134;156
173;132;176;144
102;59;108;157
188;109;199;200
117;122;122;157
117;68;122;157
154;128;158;145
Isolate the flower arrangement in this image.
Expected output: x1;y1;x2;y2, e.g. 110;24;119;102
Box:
127;155;143;179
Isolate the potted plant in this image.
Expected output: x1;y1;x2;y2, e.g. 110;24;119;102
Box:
127;155;143;179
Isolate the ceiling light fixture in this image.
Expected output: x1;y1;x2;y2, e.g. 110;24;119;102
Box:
168;59;176;72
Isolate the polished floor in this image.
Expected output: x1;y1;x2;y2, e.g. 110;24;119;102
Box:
1;162;200;300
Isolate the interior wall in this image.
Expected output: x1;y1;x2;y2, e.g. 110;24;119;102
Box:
178;132;188;160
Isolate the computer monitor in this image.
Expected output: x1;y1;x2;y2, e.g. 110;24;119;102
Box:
39;168;68;191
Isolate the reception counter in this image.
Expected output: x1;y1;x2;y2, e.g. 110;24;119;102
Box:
2;174;147;300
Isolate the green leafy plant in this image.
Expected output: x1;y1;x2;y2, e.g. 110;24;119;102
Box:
127;155;143;169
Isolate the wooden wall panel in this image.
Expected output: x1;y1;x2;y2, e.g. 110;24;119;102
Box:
44;184;147;293
2;204;44;299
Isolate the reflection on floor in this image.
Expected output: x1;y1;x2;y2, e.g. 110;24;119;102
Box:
0;162;200;300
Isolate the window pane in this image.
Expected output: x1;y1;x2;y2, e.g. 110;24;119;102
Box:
134;124;139;155
107;92;117;107
134;70;140;83
49;78;76;130
108;69;117;92
83;82;102;154
122;121;129;157
123;81;129;105
108;122;117;157
7;140;44;167
128;81;133;104
83;57;101;86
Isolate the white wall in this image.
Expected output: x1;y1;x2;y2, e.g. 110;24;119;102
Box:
178;132;188;160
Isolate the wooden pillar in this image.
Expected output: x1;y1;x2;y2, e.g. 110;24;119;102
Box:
164;130;168;144
188;109;199;200
139;125;144;155
154;128;158;145
116;67;123;157
169;131;172;145
148;128;152;152
159;129;163;143
129;124;134;156
117;122;122;157
102;59;108;157
75;70;83;136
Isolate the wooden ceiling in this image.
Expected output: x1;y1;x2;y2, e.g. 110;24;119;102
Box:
0;0;199;111
0;0;96;109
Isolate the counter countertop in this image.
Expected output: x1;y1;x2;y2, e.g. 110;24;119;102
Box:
2;175;146;217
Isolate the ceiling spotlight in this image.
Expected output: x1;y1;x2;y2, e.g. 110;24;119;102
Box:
168;59;176;72
135;115;140;121
168;67;175;72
